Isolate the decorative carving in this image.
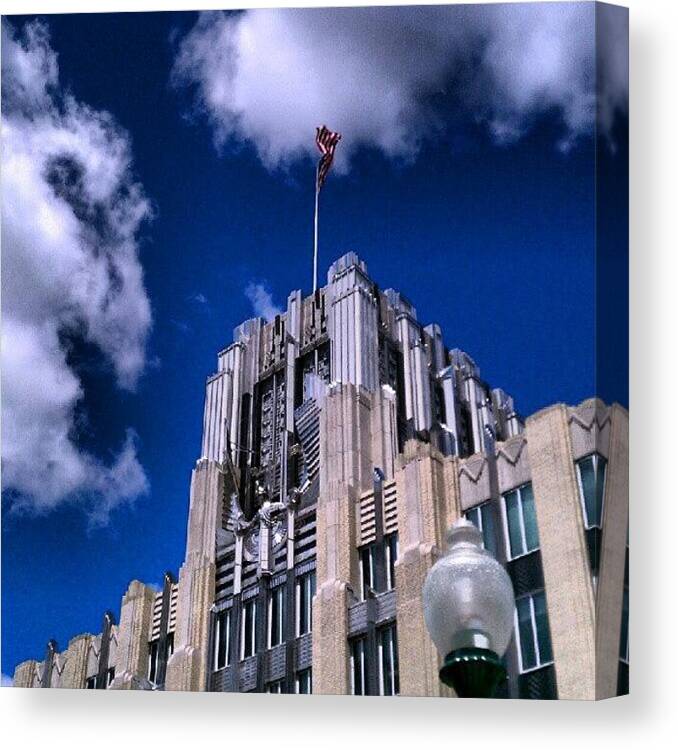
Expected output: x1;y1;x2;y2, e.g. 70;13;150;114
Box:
230;469;310;576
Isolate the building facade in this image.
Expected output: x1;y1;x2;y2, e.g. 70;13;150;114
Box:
13;253;629;699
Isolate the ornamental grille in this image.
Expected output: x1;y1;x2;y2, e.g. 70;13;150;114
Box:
358;480;398;545
294;510;316;567
150;583;178;641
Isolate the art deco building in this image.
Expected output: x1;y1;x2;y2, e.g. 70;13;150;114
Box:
13;253;629;700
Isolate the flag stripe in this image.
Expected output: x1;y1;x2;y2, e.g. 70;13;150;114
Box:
315;125;341;190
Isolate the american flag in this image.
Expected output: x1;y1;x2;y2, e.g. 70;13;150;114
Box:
315;125;341;191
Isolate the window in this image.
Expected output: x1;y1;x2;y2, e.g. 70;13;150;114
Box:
214;609;231;670
268;586;284;648
515;591;553;672
265;679;284;694
85;676;96;689
350;637;367;696
296;571;316;636
465;502;498;557
148;640;159;683
240;599;257;660
359;544;376;599
378;624;400;696
384;533;399;590
502;483;539;559
296;668;312;694
620;586;629;663
166;632;174;657
576;454;607;529
106;667;115;687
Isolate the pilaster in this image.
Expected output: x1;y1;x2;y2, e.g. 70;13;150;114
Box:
526;404;596;700
595;404;629;698
393;442;456;696
59;634;92;689
109;580;155;690
13;660;40;688
312;384;366;694
166;458;222;691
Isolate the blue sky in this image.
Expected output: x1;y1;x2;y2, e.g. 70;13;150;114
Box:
1;5;628;677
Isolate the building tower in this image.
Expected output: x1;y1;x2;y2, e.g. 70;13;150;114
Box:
14;252;628;700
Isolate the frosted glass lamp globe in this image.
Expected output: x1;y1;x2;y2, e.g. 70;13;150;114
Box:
423;518;516;696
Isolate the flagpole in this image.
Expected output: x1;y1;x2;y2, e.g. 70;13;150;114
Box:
313;163;320;294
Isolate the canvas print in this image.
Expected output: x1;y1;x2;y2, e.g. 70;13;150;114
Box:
1;2;629;699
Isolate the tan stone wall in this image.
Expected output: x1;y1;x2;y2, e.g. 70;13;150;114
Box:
395;544;452;697
526;404;596;700
13;660;40;688
394;443;457;697
166;458;222;691
166;561;215;692
595;404;629;699
312;581;353;694
59;634;92;689
10;395;627;701
110;580;155;690
312;384;366;694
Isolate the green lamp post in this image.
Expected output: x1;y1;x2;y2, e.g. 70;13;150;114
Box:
423;519;516;698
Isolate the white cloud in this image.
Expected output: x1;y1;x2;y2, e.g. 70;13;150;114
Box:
172;4;627;169
1;20;152;522
596;2;629;141
1;673;14;688
244;282;282;322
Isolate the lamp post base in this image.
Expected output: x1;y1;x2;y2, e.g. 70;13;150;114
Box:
439;647;507;698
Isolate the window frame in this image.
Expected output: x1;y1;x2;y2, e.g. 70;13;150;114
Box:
349;637;367;696
359;544;376;600
377;623;400;696
295;570;316;637
240;599;257;661
295;667;312;694
265;679;284;694
267;586;284;649
575;453;608;530
501;482;539;560
147;639;159;683
465;501;497;556
213;609;231;671
514;591;554;674
384;532;399;591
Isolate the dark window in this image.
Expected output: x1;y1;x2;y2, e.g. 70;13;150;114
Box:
350;637;367;695
214;609;231;670
465;502;498;557
268;586;284;648
85;676;96;689
296;571;316;636
148;640;159;683
576;454;607;529
503;483;539;559
240;599;257;660
385;533;399;590
166;631;174;657
515;591;553;672
296;668;312;694
378;623;400;696
620;586;629;663
106;667;115;687
359;544;376;599
265;679;284;694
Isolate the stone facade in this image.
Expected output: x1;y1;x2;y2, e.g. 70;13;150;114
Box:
13;254;628;700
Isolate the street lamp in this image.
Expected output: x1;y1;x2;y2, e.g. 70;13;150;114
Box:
423;518;515;698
